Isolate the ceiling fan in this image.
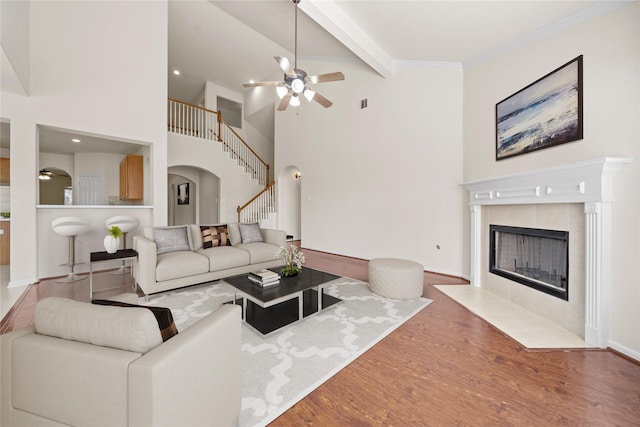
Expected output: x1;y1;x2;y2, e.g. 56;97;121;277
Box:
39;168;69;180
242;0;345;111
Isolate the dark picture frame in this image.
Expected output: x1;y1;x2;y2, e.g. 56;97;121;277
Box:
496;55;583;161
177;183;189;205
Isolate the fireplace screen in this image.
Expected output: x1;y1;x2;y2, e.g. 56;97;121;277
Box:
489;225;569;300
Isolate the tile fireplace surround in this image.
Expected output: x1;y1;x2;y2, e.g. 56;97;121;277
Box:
462;158;630;348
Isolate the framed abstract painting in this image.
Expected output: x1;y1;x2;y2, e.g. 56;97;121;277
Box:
496;55;583;160
177;183;189;205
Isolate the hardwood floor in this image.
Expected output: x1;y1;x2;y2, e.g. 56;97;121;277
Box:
277;248;640;426
2;246;639;425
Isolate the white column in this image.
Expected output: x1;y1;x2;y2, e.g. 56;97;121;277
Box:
584;201;611;348
469;204;482;287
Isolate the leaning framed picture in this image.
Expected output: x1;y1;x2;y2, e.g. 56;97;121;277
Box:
496;55;583;161
177;183;189;205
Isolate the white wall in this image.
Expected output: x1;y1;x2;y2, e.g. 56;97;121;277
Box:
198;170;220;224
277;165;302;240
0;0;29;94
276;59;465;276
1;1;168;285
205;81;275;181
463;3;640;355
168;133;263;223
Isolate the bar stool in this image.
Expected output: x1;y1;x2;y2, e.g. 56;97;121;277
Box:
51;216;89;282
105;215;140;274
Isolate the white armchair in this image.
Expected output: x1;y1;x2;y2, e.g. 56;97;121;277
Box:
1;298;242;426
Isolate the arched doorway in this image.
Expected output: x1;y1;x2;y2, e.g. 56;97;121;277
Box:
168;166;220;226
38;167;72;205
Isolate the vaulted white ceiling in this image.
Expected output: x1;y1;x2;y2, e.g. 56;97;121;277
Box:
169;0;628;103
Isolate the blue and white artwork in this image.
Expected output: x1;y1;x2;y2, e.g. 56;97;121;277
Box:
496;56;583;160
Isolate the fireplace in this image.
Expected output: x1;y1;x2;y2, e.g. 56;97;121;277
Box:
462;157;631;347
489;225;569;301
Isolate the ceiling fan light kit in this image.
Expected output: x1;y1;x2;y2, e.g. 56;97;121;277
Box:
242;0;345;111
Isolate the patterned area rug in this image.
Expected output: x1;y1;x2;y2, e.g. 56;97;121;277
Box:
142;277;432;427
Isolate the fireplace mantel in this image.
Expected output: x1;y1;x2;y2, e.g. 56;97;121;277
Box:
462;157;631;348
462;157;631;206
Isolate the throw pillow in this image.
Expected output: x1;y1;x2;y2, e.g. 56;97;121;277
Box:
153;226;190;254
200;225;232;249
92;299;179;342
34;297;163;354
239;222;264;243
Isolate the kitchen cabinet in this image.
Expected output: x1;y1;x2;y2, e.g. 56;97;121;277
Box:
1;221;9;265
119;155;143;200
0;158;9;184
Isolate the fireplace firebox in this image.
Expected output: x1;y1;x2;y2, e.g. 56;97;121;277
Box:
489;225;569;301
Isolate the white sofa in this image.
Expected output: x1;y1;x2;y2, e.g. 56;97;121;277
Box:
133;223;286;295
1;295;242;427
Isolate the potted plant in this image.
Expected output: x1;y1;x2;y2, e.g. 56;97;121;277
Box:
275;245;305;277
104;225;122;253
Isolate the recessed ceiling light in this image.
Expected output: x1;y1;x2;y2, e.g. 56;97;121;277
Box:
173;69;181;76
71;138;81;143
249;80;255;84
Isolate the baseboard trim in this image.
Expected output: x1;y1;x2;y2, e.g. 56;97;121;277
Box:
608;341;640;364
7;278;36;288
300;245;468;283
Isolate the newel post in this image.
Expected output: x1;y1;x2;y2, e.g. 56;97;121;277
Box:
217;111;222;142
266;164;270;188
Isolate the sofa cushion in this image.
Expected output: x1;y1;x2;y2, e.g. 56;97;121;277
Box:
239;222;264;243
92;300;178;342
227;223;241;245
156;250;209;282
198;246;251;271
152;225;192;254
200;225;232;249
34;297;163;354
235;242;280;264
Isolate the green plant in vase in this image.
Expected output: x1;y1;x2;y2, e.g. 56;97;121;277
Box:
104;225;123;254
108;225;123;239
275;245;305;277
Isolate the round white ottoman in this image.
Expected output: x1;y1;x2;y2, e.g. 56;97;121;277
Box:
368;258;423;300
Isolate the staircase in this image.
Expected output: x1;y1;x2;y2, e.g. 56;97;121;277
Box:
167;98;275;223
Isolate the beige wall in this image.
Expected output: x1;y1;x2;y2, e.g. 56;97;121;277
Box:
463;3;640;356
1;1;168;285
276;60;465;277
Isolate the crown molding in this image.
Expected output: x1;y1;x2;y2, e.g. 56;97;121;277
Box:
463;0;634;68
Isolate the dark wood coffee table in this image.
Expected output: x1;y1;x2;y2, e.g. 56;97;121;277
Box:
224;267;342;334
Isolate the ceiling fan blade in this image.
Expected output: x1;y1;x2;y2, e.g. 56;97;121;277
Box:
277;93;292;111
312;91;333;108
308;72;345;84
275;56;297;78
243;81;282;88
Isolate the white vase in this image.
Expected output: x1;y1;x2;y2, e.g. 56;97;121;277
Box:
104;236;119;253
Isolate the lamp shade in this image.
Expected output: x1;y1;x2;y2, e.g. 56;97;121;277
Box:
303;88;315;102
290;95;301;107
276;86;289;99
291;78;304;94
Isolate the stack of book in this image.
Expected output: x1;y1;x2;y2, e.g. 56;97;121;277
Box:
248;269;280;287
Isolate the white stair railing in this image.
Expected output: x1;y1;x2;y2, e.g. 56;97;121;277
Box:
218;123;269;186
167;98;217;141
237;181;276;223
167;98;269;186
